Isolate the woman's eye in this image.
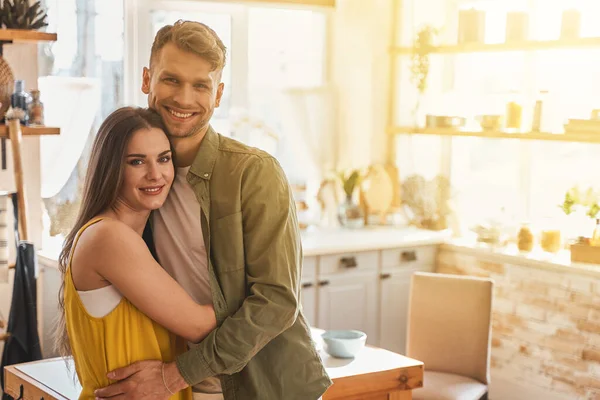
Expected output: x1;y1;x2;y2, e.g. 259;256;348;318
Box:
128;159;143;166
159;156;171;163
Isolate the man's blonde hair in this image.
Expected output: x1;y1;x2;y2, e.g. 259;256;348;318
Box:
150;20;227;71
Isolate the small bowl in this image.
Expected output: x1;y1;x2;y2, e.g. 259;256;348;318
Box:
321;330;367;358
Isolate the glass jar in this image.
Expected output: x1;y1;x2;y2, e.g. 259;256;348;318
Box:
10;80;31;125
505;91;522;131
28;89;44;125
517;223;534;252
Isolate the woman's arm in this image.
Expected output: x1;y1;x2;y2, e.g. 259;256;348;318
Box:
74;219;216;343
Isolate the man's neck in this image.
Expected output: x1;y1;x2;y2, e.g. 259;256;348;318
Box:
172;126;209;167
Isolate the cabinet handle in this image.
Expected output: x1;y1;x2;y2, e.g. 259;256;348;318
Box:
400;250;417;262
340;256;358;268
380;273;391;280
318;280;330;287
301;282;314;289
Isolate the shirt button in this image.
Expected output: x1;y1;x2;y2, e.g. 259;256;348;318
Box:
203;173;209;178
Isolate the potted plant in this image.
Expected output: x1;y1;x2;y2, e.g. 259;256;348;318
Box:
410;25;438;126
559;185;598;240
337;169;364;228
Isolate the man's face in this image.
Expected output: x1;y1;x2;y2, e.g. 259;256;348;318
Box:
142;43;224;139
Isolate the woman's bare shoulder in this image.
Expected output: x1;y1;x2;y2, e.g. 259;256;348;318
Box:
73;218;147;265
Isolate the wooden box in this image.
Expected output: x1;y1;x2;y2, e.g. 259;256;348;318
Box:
570;243;600;265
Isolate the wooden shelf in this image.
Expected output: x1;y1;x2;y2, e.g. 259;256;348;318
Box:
0;125;59;138
390;126;600;144
0;29;56;43
392;37;600;55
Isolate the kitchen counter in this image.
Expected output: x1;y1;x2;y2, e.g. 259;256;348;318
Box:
4;328;424;400
300;226;451;256
38;226;451;267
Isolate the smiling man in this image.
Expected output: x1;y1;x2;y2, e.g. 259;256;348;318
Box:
94;20;332;400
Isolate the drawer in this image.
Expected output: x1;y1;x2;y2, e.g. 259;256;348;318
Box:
319;251;379;275
303;256;317;278
381;245;437;269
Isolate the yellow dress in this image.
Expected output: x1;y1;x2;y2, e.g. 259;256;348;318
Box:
64;218;192;399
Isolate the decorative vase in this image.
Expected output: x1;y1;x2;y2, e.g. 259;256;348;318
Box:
338;195;364;228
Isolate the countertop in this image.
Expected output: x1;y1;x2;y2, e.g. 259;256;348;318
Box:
300;226;451;256
37;226;451;267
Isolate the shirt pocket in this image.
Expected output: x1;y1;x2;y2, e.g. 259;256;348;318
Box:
212;211;245;273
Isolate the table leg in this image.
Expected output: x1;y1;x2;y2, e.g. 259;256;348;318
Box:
389;391;412;400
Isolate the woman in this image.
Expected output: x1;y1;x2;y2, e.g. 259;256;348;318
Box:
55;107;216;399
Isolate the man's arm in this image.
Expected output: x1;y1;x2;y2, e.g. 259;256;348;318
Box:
176;156;302;385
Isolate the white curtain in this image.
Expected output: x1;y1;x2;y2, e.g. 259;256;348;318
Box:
278;85;338;185
38;77;101;199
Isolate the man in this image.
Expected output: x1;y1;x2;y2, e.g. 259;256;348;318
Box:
94;20;332;400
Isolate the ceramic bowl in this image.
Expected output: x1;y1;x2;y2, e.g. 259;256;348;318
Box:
321;330;367;358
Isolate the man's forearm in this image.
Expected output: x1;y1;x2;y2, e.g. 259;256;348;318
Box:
164;362;189;393
176;287;299;385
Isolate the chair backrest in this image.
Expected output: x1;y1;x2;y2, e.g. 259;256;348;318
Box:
406;271;493;384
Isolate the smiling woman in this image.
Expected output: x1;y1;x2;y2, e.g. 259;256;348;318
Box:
53;107;216;399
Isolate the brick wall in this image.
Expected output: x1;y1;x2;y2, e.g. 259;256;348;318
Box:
437;247;600;400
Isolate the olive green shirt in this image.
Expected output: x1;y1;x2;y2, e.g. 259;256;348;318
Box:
170;126;332;399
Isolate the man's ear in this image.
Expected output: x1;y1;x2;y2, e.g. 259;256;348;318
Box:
215;82;224;108
142;67;151;94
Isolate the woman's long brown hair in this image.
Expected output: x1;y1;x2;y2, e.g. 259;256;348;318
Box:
54;107;167;358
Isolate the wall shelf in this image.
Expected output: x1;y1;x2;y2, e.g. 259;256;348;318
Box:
0;29;57;43
0;125;59;139
390;126;600;144
392;37;600;55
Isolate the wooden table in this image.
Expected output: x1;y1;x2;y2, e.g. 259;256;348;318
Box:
4;329;423;400
313;329;423;400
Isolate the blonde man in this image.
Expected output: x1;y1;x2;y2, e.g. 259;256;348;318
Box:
94;20;332;400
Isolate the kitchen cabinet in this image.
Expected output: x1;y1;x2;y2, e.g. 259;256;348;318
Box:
316;271;379;344
299;240;438;351
300;279;317;326
379;246;437;354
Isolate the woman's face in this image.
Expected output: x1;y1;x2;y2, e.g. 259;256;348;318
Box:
118;127;174;212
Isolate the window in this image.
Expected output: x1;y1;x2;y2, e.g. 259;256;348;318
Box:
393;0;600;236
41;1;330;250
130;1;330;185
40;0;124;251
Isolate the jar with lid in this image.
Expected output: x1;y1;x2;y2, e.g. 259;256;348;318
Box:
517;222;535;252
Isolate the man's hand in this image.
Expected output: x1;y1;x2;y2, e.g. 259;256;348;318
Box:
94;360;188;400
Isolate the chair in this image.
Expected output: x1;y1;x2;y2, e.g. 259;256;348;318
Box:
407;272;493;400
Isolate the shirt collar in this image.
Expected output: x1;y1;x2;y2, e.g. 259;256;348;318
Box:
189;125;219;180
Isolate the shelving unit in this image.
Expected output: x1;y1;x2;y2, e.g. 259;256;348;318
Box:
1;28;59;246
386;13;600;148
391;36;600;55
0;125;59;139
0;29;57;43
390;127;600;144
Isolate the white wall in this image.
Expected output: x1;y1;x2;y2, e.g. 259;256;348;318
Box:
331;0;393;169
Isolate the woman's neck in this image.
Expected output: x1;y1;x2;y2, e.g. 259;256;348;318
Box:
98;204;150;236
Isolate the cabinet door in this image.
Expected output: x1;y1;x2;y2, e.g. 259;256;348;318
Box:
379;265;434;355
300;280;317;327
379;270;413;354
317;272;378;345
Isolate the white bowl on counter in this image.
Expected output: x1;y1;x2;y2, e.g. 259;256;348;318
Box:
321;330;367;358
